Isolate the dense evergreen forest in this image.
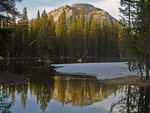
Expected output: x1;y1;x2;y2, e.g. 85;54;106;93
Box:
0;0;150;78
0;7;124;59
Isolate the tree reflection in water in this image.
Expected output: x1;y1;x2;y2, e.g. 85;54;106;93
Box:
110;86;150;113
0;86;12;113
0;73;122;112
0;61;125;112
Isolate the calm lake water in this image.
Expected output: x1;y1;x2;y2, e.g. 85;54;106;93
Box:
0;60;150;113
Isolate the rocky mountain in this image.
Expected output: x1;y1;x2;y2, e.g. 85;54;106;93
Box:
49;3;117;24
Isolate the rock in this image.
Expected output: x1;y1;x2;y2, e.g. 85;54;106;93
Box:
0;56;4;61
49;3;117;24
77;59;82;63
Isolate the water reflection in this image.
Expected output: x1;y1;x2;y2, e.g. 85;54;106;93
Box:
0;74;121;112
110;86;150;113
0;86;12;113
0;61;122;112
1;61;150;113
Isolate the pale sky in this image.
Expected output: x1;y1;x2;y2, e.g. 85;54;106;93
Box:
16;0;120;20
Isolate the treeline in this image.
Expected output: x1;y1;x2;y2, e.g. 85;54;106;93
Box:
0;7;29;57
0;7;124;58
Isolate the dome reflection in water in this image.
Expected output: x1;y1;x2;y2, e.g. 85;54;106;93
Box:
0;61;149;113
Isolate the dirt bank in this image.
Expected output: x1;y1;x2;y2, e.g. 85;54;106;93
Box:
0;72;27;85
99;75;150;88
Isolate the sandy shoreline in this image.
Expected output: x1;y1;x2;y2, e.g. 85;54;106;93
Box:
99;75;150;88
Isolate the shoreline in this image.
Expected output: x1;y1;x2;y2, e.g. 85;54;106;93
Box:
99;75;150;88
0;57;124;62
0;72;27;85
0;70;150;88
0;72;150;88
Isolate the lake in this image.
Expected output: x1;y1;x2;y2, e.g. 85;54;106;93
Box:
0;60;149;113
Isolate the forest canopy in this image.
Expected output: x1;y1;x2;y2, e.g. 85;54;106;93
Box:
0;8;124;59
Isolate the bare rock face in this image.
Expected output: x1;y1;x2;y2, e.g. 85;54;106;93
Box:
49;3;117;24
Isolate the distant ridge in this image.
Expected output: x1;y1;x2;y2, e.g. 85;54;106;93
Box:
49;3;117;24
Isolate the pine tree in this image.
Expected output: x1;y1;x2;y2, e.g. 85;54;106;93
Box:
10;15;16;56
120;0;150;79
90;19;99;57
101;19;109;57
0;0;22;19
135;0;150;79
86;12;93;57
112;20;119;57
70;10;78;57
49;14;56;56
79;8;87;57
119;0;134;29
55;9;67;56
36;9;56;57
77;11;82;58
67;20;72;56
28;10;41;56
80;9;85;57
118;25;125;59
20;7;29;56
